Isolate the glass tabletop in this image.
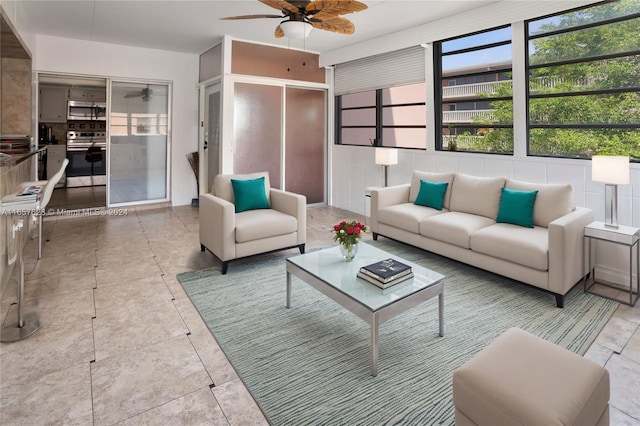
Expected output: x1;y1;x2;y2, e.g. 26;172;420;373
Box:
287;242;445;311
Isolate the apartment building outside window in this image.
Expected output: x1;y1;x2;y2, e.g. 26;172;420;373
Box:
527;0;640;161
335;82;426;149
435;26;513;154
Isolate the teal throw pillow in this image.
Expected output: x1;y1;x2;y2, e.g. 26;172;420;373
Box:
414;180;448;211
496;187;538;228
231;177;270;213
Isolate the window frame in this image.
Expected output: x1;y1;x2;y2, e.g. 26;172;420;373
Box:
335;83;427;149
435;24;514;155
525;2;640;161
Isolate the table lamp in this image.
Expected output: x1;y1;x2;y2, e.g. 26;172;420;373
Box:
375;148;398;187
591;155;629;228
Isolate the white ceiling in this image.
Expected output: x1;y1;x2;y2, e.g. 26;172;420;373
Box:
22;0;498;55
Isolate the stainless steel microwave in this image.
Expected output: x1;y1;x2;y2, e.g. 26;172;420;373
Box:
67;101;107;121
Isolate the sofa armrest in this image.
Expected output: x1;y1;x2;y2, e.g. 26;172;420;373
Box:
370;184;410;233
199;193;236;261
548;207;594;295
270;189;307;244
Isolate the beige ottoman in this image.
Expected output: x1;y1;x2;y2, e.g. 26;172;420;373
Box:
453;328;610;426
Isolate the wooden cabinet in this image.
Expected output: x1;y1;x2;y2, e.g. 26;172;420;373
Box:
39;86;67;123
87;89;106;102
68;87;106;102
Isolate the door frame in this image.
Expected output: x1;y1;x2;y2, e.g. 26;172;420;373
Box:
198;78;222;195
107;78;173;207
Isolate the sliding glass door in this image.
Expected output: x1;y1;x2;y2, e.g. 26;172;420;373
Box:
109;81;170;205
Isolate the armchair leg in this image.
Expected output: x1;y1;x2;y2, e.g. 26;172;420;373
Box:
299;244;305;254
200;244;205;252
221;261;229;275
373;232;379;241
555;294;565;308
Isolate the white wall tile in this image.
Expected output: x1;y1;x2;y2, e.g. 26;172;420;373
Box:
482;159;512;178
433;155;458;173
512;160;547;183
457;157;484;176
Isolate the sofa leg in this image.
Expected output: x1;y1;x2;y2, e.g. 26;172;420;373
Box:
299;244;305;254
373;232;378;241
221;261;229;275
555;294;564;308
200;243;205;252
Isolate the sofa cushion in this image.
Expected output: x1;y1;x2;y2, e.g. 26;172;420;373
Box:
231;176;271;213
496;188;538;228
506;180;574;228
414;180;448;210
450;174;506;219
235;209;297;243
213;172;270;204
378;203;446;234
470;223;549;271
410;171;455;209
420;212;496;249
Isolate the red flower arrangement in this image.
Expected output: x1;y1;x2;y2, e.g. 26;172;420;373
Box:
333;220;367;249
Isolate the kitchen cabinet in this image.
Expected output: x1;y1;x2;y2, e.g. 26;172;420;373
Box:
69;87;106;102
39;86;67;123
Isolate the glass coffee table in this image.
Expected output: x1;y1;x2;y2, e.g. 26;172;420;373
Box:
286;242;445;376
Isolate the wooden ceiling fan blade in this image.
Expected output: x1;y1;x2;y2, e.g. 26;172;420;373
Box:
221;14;283;20
306;0;367;16
309;16;355;35
259;0;300;14
275;25;285;38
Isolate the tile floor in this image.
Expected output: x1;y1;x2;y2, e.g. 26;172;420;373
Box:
0;205;639;425
47;185;107;212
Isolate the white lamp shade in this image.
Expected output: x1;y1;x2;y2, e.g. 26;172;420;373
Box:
280;20;312;39
592;155;630;185
375;148;398;166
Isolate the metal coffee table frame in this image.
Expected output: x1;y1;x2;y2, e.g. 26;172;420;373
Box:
286;243;444;377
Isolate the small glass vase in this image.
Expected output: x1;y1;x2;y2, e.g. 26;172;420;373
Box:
340;242;359;262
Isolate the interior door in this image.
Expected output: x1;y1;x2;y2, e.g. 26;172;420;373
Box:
108;81;170;205
285;87;326;204
203;83;221;194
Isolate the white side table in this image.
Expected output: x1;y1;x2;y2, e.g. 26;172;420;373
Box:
583;221;640;306
364;186;382;227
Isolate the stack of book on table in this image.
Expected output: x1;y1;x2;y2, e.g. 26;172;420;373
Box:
357;258;413;289
0;186;40;206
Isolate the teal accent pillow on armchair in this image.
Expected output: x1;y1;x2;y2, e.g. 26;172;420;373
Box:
231;177;271;213
414;180;449;210
496;187;538;228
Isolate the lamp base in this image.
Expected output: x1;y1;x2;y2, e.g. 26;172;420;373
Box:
604;184;619;229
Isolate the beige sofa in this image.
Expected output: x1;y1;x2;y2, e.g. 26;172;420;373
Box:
200;172;306;274
371;171;593;307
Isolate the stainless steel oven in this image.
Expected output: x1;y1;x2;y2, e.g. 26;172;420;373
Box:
66;131;107;187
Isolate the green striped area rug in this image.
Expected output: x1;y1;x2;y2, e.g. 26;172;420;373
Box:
177;239;618;425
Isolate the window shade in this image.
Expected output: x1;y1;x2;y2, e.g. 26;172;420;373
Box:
334;46;426;95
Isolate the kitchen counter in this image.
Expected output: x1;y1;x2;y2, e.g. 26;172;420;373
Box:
0;146;46;167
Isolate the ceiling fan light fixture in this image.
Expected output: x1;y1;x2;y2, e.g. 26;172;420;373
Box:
280;20;312;39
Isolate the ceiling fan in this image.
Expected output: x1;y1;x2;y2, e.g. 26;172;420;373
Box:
222;0;368;39
124;85;153;102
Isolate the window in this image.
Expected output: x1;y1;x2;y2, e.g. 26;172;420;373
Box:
435;26;513;154
336;90;376;146
335;82;426;149
527;0;640;161
109;112;168;136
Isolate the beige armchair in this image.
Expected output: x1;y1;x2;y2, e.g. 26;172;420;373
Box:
199;172;306;274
